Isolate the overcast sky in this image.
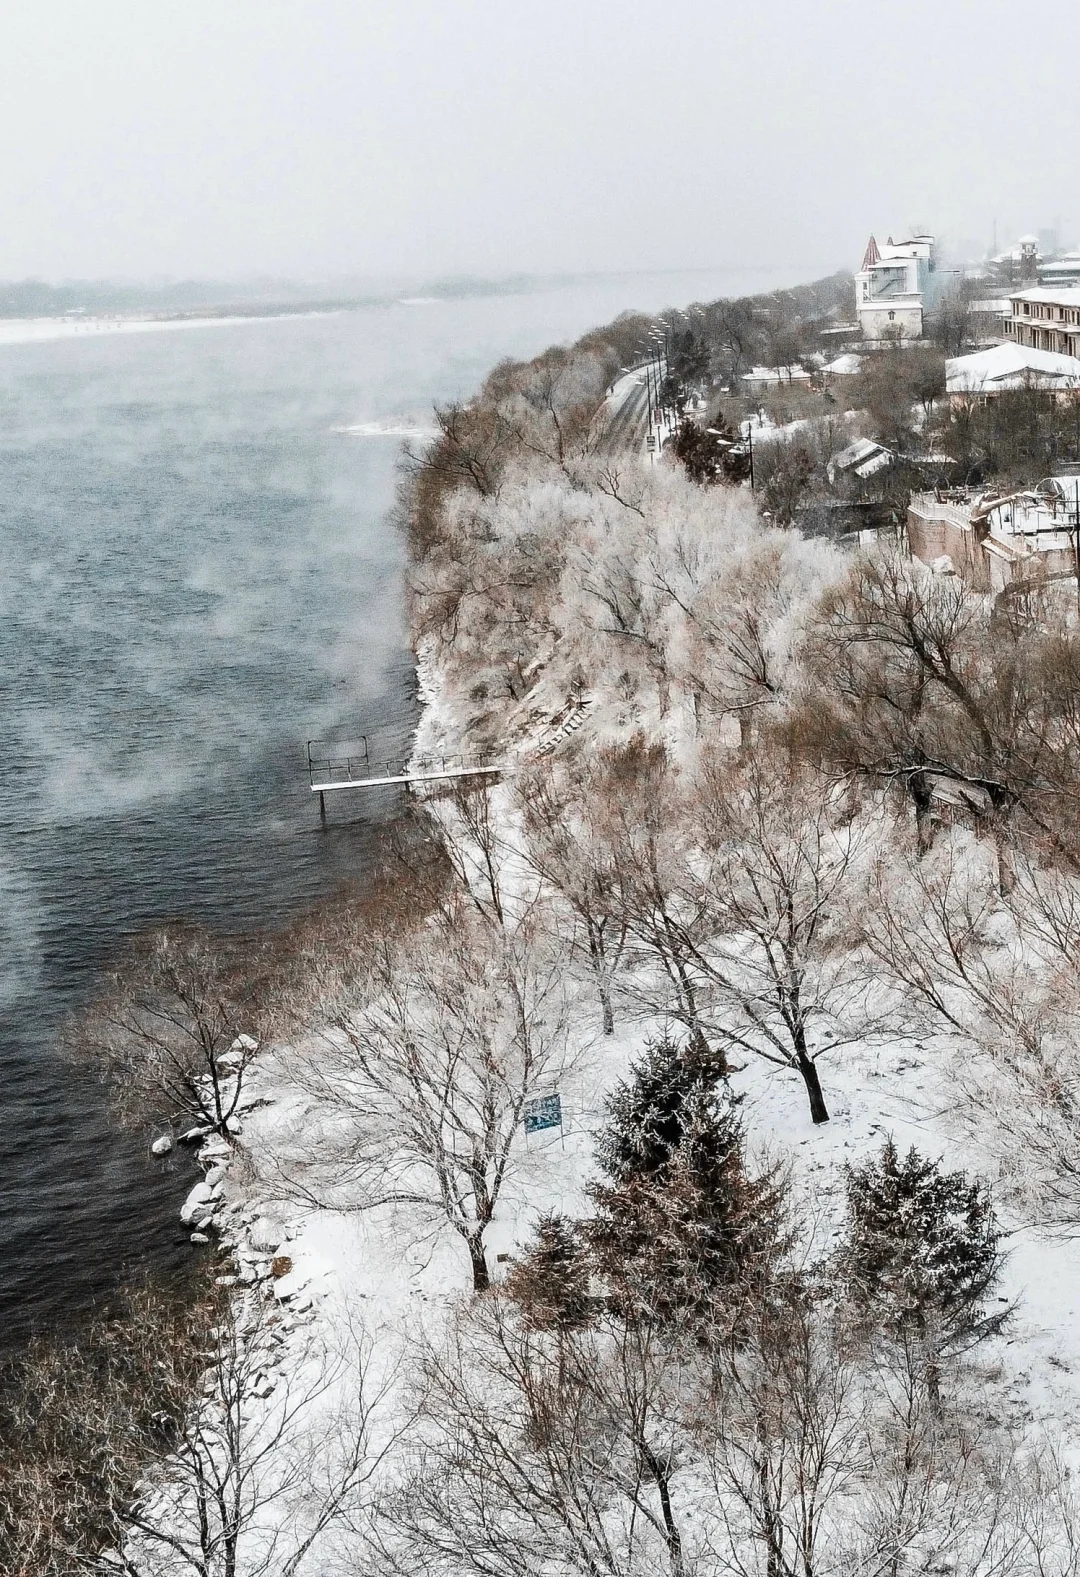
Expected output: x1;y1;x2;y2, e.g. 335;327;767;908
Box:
2;0;1077;284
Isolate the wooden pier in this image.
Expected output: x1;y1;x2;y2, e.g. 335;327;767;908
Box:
306;694;591;816
306;739;507;815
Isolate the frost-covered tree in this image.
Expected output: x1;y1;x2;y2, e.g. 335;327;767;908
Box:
505;1213;593;1333
79;928;263;1141
837;1140;1005;1404
518;763;628;1035
688;747;873;1124
586;1034;783;1325
277;903;578;1292
385;1290;693;1577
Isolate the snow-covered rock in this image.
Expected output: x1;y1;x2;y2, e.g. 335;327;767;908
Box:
272;1267;309;1302
249;1216;282;1252
180;1181;217;1226
150;1134;173;1156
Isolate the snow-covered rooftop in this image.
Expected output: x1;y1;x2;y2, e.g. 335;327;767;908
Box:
946;342;1080;393
822;353;862;376
740;364;812;384
1008;285;1080;306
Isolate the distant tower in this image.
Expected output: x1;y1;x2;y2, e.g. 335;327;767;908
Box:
1019;235;1039;284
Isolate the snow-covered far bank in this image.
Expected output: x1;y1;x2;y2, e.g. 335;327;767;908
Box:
0;308;342;347
331;418;439;438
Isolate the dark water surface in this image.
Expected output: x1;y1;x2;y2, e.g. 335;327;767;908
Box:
0;269;798;1340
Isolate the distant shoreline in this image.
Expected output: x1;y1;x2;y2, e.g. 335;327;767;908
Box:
0;306;345;348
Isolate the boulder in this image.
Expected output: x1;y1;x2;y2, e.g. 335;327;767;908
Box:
180;1181;216;1226
150;1135;173;1157
249;1217;282;1253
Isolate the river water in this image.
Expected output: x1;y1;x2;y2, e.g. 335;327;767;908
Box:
0;267;798;1340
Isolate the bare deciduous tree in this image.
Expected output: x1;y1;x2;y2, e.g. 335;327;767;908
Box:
865;832;1080;1225
0;1280;398;1577
696;1280;867;1577
517;763;628;1035
117;1291;395;1577
382;1291;694;1577
274;905;578;1291
77;928;264;1141
684;750;874;1123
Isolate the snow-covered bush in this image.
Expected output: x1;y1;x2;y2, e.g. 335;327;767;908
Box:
504;1212;593;1333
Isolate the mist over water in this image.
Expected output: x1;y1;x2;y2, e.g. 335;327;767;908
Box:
0;266;797;1340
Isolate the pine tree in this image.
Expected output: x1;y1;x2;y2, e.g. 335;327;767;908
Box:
672;417;749;487
504;1214;592;1333
594;1033;703;1188
587;1035;783;1326
838;1140;1005;1402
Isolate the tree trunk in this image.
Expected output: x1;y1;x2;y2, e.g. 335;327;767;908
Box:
796;1053;830;1124
757;1450;783;1577
991;817;1015;897
600;983;615;1036
641;1446;684;1577
909;770;934;856
468;1236;490;1293
587;921;615;1035
924;1348;943;1415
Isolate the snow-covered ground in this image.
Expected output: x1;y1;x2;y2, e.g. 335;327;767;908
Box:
219;1000;1080;1460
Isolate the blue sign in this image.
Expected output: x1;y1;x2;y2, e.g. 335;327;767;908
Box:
523;1093;562;1134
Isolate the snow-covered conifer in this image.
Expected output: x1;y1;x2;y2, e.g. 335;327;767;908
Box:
838;1139;1005;1403
504;1213;592;1332
587;1034;783;1324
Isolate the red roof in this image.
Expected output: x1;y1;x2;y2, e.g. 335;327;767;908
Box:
861;234;881;271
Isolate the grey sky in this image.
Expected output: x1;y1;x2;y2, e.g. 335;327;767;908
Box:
2;0;1077;283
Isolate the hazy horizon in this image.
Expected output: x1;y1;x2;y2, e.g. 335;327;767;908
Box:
4;0;1078;286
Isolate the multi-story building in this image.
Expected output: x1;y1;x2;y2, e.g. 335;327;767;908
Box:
1001;286;1080;357
854;234;939;340
1037;252;1080;289
987;236;1080;290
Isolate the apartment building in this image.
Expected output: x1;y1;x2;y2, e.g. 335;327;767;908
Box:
1002;287;1080;358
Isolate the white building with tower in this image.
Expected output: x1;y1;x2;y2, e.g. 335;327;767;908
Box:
854;233;939;341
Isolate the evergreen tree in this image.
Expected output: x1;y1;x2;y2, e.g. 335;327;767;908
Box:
504;1213;592;1333
838;1140;1005;1402
673;417;749;486
587;1035;783;1326
594;1033;703;1188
